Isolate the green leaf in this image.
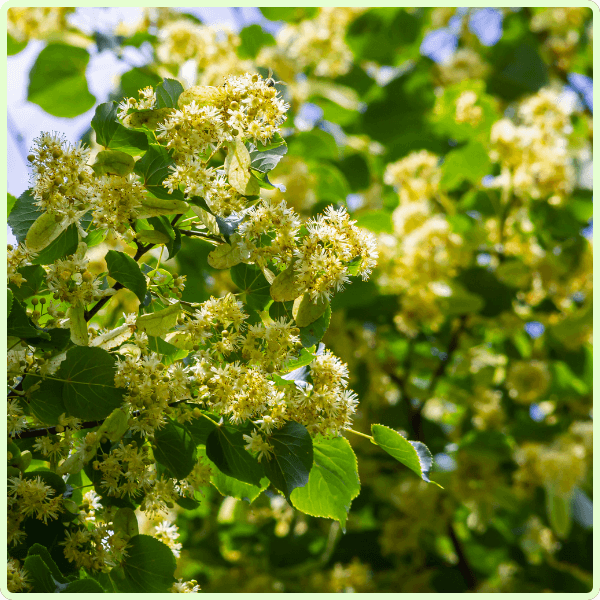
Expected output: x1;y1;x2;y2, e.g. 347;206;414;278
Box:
259;7;318;22
7;192;18;216
288;129;337;161
134;144;185;200
153;419;197;480
25;211;67;253
264;421;313;500
91;102;148;155
9;264;47;301
440;141;492;191
249;142;288;173
7;288;14;317
105;250;147;302
298;305;331;347
59;578;105;593
7;189;40;242
238;24;276;59
92;149;135;177
23;554;56;592
371;424;435;484
293;294;330;327
212;471;270;503
148;215;175;243
27;543;67;584
136;229;171;246
207;238;244;269
136;302;181;337
8;32;27;55
355;210;393;234
155;78;184;109
147;336;188;365
113;507;140;539
269;300;294;321
26;377;65;426
456;267;516;318
206;426;265;486
27;43;95;117
546;486;573;540
226;138;257;195
283;346;317;371
68;303;88;346
119;67;162;99
6;298;50;340
291;436;360;528
123;107;173;131
250;169;285;192
31;224;79;265
184;411;218;445
346;8;420;64
118;535;176;593
231;263;271;296
58;346;126;421
23;468;67;496
487;41;549;101
313;163;350;202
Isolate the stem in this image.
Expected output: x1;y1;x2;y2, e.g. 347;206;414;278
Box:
344;427;373;441
179;229;223;244
448;523;477;590
426;315;468;396
84;241;152;321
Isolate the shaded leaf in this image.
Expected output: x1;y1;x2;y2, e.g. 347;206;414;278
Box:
118;535;176;593
206;426;265;486
6;298;50;340
26;377;65;426
293;293;330;327
91;101;148;155
134;144;184;200
26;543;67;584
8;189;40;242
31;224;79;266
155;78;184;109
299;304;331;347
153;419;197;480
59;346;125;421
264;421;313;500
105;250;147;302
23;555;55;592
59;578;105;593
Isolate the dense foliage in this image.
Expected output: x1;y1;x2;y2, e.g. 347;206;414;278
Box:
7;6;593;594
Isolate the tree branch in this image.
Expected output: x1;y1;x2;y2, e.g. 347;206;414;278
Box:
448;523;478;590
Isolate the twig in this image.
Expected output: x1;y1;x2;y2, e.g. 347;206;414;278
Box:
448;523;477;590
7;109;29;164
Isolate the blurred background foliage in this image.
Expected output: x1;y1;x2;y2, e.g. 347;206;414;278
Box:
8;6;593;592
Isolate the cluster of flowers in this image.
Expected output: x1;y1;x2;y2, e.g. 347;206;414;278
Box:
379;150;468;336
28;132;146;238
488;87;577;202
239;202;378;302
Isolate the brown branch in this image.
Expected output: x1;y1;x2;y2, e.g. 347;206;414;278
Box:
448;523;478;590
